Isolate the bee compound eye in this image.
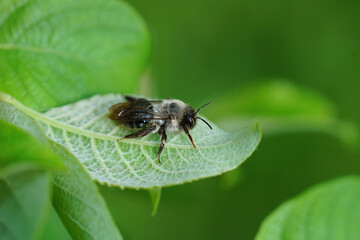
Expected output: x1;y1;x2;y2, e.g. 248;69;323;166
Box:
183;116;195;129
188;117;194;126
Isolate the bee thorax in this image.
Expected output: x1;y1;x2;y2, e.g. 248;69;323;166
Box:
165;119;181;132
153;99;188;132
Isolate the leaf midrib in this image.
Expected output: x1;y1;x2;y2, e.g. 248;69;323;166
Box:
0;92;256;149
0;43;103;65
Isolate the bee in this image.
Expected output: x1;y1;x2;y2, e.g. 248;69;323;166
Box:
108;96;212;163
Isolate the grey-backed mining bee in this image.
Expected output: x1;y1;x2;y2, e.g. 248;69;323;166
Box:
108;96;212;163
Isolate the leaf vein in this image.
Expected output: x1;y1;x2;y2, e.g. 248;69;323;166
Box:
91;137;119;183
114;142;150;185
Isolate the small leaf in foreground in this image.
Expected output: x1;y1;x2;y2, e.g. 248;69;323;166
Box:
148;187;162;216
255;176;360;240
0;92;262;189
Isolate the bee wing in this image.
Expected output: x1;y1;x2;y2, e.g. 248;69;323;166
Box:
108;102;128;112
108;102;132;120
108;97;166;123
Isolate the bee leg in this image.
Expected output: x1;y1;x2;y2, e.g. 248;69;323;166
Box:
157;129;167;163
123;124;157;139
182;125;196;148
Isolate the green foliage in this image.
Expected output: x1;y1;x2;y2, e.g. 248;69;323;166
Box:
0;92;261;188
0;1;262;238
1;96;124;239
0;168;50;240
1;0;358;239
0;121;58;240
0;119;61;170
207;80;359;146
0;119;60;240
209;80;335;118
40;206;72;240
51;142;123;240
0;0;151;236
256;176;360;240
0;0;149;111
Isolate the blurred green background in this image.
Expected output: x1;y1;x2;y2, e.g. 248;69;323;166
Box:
45;0;360;239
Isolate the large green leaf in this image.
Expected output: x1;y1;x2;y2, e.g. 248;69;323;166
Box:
207;80;359;146
0;92;261;189
255;176;360;240
0;0;150;111
0;168;50;240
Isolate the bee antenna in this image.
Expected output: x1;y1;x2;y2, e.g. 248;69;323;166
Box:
197;117;213;130
195;101;213;114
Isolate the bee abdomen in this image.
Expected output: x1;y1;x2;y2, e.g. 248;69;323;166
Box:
124;120;148;129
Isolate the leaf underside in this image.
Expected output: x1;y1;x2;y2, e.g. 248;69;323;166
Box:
0;93;261;189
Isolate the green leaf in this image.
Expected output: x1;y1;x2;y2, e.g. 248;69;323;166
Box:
0;168;50;240
0;92;262;189
1;96;123;239
208;80;359;146
0;119;61;170
0;0;150;111
255;176;360;240
51;142;123;240
0;117;60;240
40;205;72;240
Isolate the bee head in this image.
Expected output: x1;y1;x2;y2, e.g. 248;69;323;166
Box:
181;102;213;130
182;107;197;130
